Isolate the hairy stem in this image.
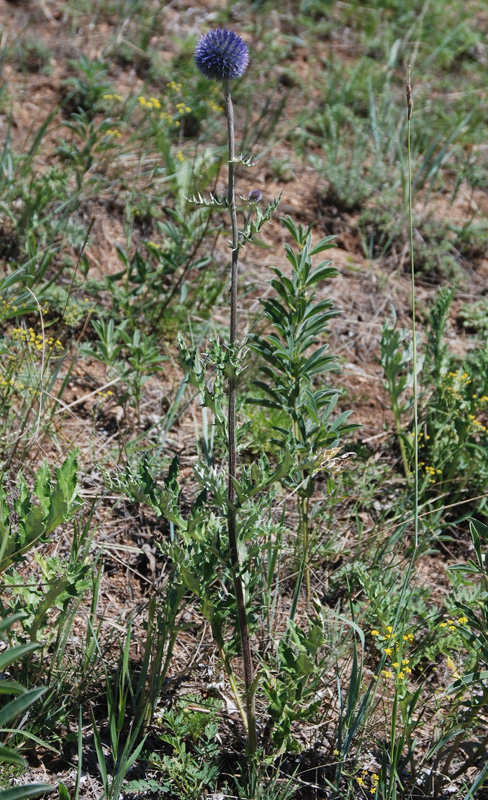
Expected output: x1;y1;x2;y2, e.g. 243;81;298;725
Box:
223;78;257;756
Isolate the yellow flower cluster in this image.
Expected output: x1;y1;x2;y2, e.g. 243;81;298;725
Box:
421;463;442;483
106;129;122;138
175;150;185;162
372;626;414;685
138;86;194;129
468;414;488;434
409;430;430;440
139;95;162;110
1;300;19;315
440;616;468;632
444;370;471;401
11;327;62;352
103;93;123;101
208;99;223;112
357;771;379;794
451;371;470;383
0;377;31;392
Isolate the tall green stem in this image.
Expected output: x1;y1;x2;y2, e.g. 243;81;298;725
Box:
384;72;420;711
223;78;257;756
392;403;411;479
292;403;310;610
407;70;419;551
299;494;311;608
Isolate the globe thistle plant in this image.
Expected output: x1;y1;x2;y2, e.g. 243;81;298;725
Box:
248;189;262;203
195;29;257;756
194;29;249;81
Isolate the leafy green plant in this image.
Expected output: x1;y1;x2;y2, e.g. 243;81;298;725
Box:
410;517;488;800
80;319;166;423
56;112;121;192
418;314;488;511
248;216;356;606
2;510;94;655
110;212;214;323
459;294;488;335
136;696;221;799
231;759;297;800
310;116;388;213
131;584;187;730
0;615;53;800
0;312;70;460
12;37;53;75
448;519;488;691
63;56;112;116
0;269;35;324
261;618;326;753
91;621;146;800
381;288;488;514
0;450;82;575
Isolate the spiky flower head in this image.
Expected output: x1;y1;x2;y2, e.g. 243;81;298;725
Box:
248;189;262;203
194;29;249;81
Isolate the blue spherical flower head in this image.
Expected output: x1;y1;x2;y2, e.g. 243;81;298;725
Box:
248;189;262;203
194;29;249;81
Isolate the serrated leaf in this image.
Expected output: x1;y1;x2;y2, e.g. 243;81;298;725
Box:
34;464;51;518
18;506;45;550
43;489;69;537
55;449;80;511
180;566;200;597
14;474;31;523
